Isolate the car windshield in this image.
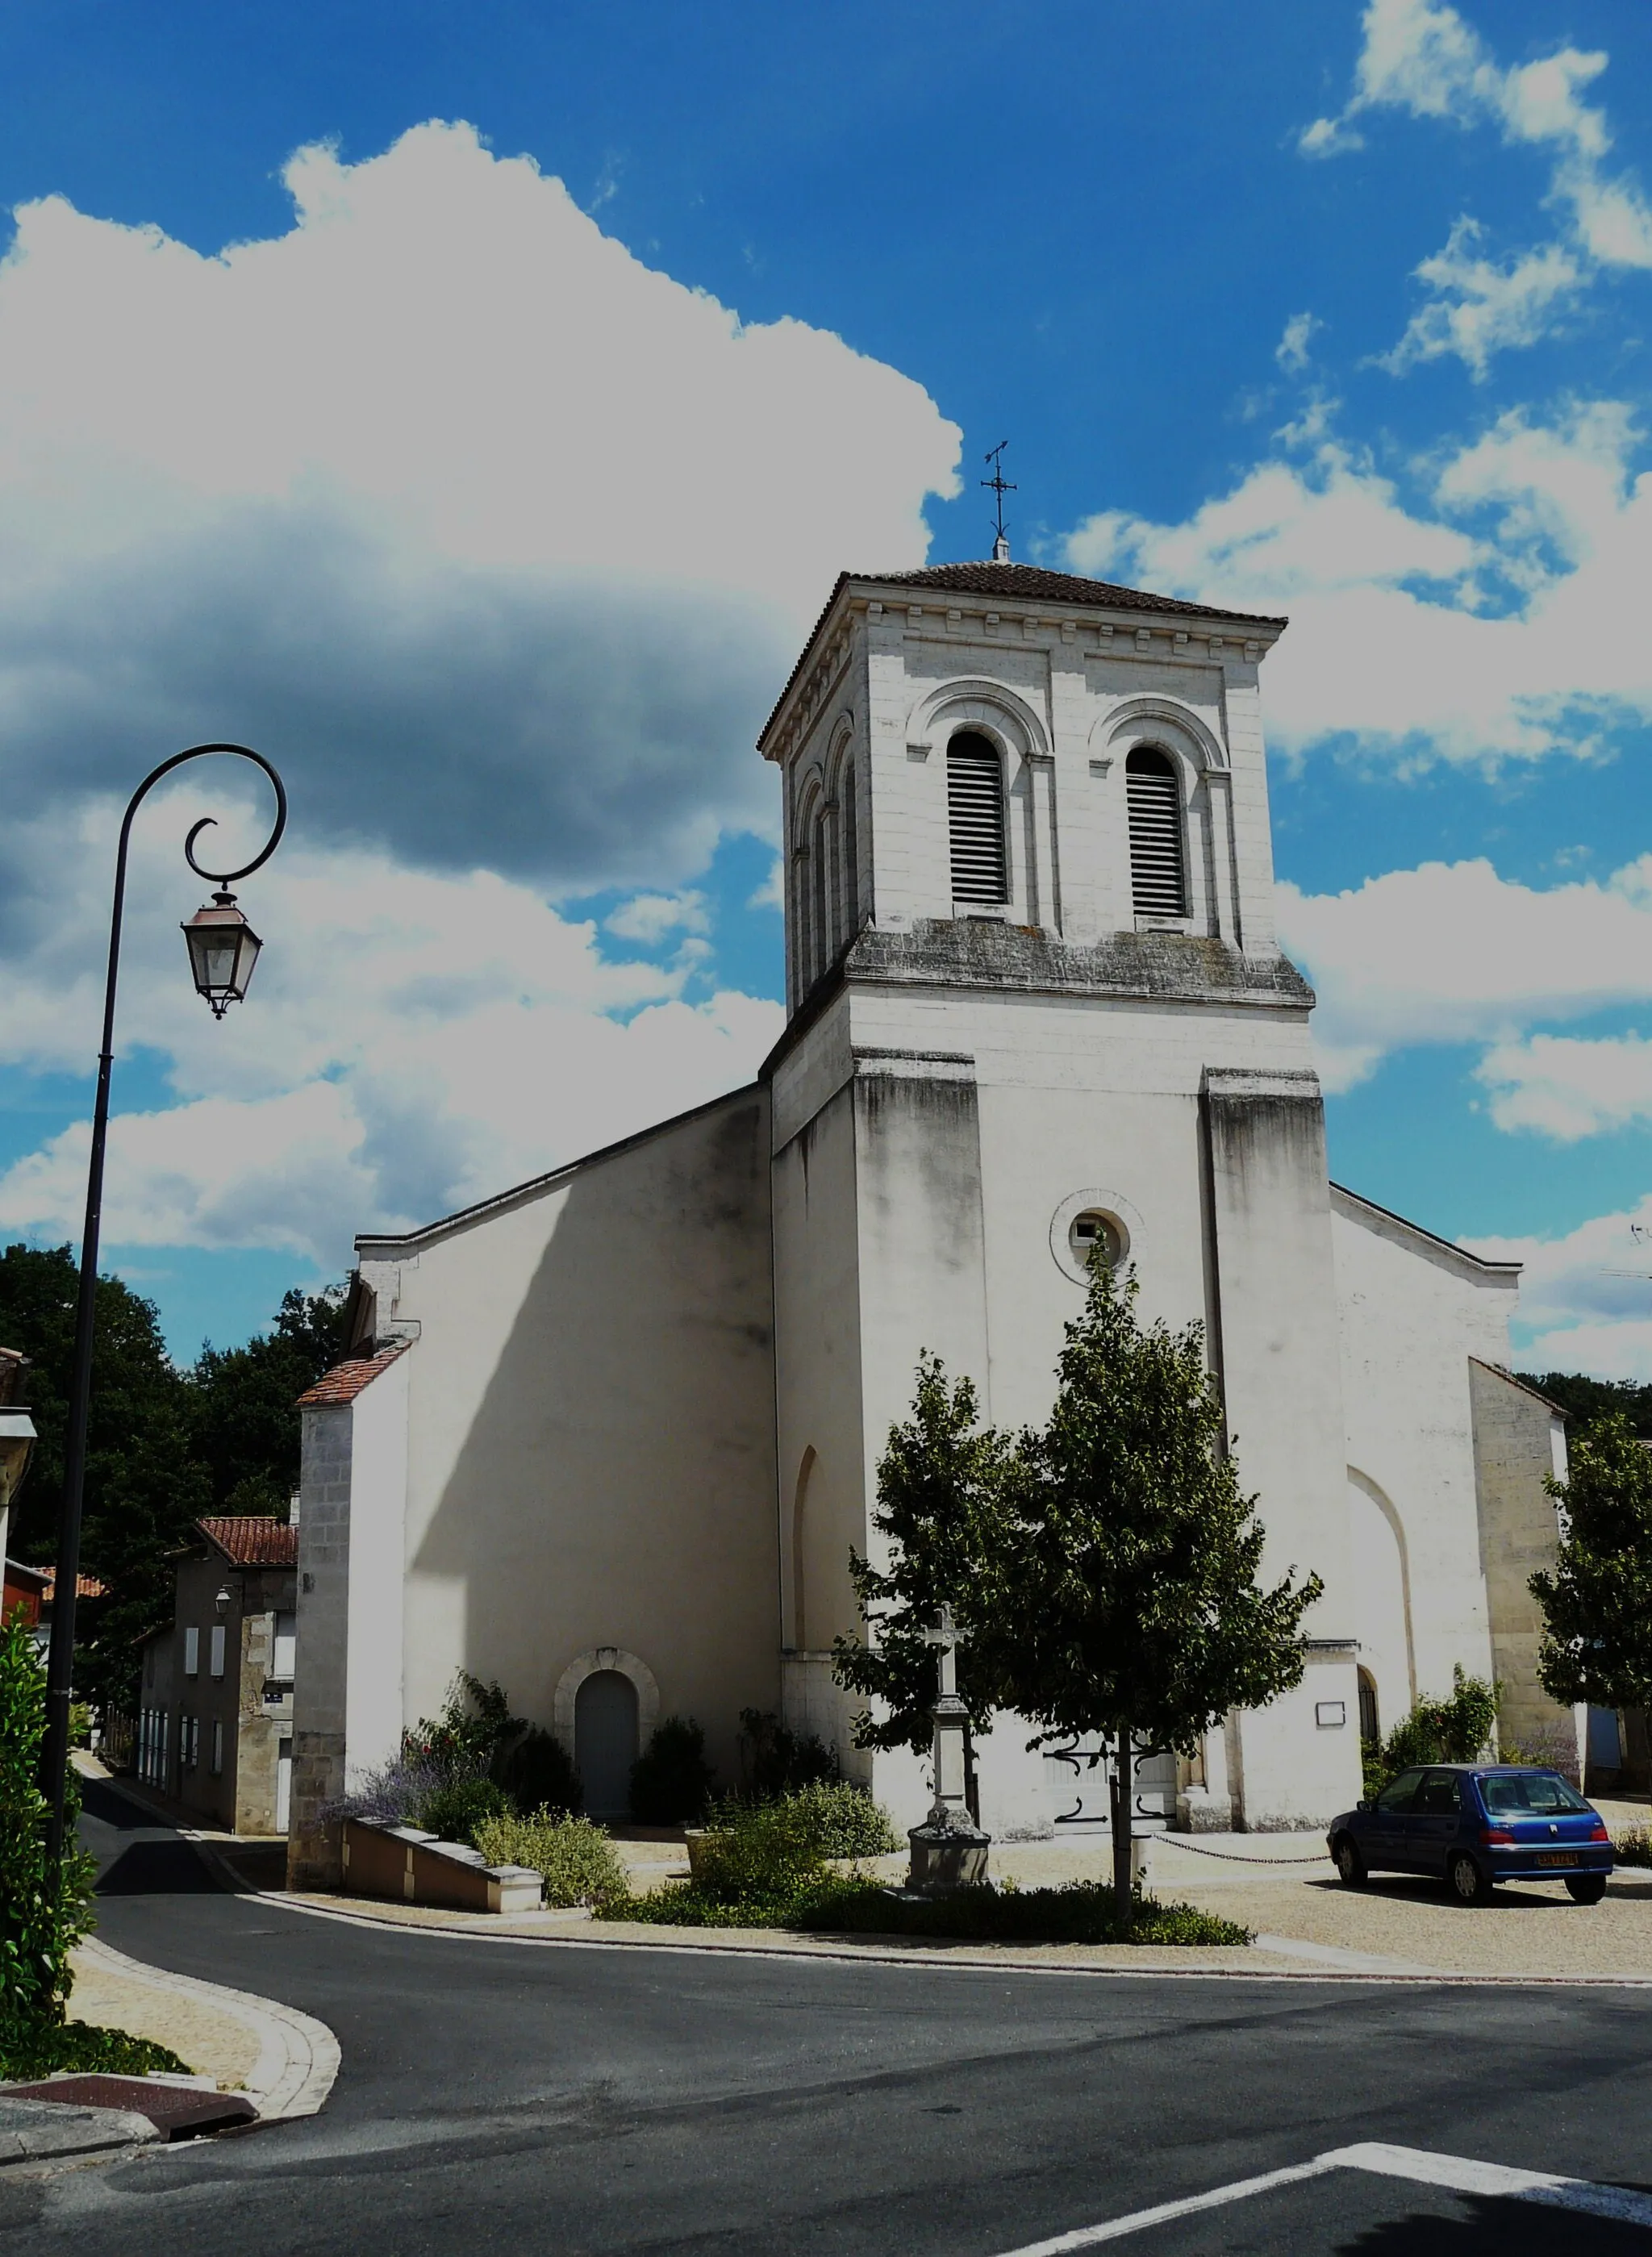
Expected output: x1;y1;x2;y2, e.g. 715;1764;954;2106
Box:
1478;1771;1589;1817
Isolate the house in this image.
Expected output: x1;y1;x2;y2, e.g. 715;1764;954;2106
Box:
136;1516;298;1834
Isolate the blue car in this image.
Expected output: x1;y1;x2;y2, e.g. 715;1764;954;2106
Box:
1326;1764;1615;1907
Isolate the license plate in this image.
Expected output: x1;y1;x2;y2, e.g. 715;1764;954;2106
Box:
1535;1851;1575;1868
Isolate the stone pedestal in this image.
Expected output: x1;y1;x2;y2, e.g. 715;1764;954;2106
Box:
907;1814;991;1894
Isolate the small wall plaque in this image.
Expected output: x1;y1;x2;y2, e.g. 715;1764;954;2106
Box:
1316;1700;1347;1729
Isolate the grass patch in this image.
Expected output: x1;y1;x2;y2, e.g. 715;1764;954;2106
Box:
1;2021;193;2080
599;1873;1250;1947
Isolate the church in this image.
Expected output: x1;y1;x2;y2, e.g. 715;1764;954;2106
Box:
287;557;1576;1884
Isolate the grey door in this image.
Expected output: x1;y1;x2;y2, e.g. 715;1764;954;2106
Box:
574;1670;640;1821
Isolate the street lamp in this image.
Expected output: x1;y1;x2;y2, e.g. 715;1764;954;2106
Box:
40;744;286;1868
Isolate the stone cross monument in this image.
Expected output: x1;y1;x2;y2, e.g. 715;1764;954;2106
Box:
905;1604;991;1893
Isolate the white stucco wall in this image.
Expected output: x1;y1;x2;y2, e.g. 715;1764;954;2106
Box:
1332;1188;1517;1734
344;1350;408;1783
361;1087;780;1794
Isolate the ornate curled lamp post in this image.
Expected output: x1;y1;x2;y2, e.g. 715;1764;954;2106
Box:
40;744;286;1866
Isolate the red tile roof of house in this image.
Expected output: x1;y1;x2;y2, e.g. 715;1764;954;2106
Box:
4;1558;50;1592
32;1567;111;1603
296;1338;411;1408
197;1516;299;1567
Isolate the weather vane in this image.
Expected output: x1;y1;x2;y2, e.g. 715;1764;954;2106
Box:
981;440;1016;561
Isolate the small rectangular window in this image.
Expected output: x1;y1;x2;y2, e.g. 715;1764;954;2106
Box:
210;1718;223;1775
210;1624;226;1679
183;1625;199;1676
273;1612;297;1679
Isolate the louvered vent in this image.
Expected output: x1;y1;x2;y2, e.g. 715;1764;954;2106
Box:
1126;748;1186;917
948;733;1007;903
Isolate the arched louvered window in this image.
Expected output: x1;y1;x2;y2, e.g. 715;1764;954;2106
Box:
1126;746;1186;918
947;732;1007;904
811;803;830;982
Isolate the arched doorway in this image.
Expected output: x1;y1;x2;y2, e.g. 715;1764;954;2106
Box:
575;1669;640;1821
1357;1666;1380;1747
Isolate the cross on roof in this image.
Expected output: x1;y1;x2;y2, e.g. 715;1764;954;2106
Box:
980;441;1016;561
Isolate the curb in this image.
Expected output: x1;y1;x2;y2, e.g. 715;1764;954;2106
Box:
74;1938;340;2121
234;1885;1652;1990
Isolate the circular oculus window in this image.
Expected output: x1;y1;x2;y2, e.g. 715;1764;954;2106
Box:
1049;1189;1140;1286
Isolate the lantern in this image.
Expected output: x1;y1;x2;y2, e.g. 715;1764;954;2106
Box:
181;891;264;1018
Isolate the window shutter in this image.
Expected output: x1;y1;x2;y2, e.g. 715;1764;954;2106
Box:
1126;751;1186;916
210;1624;226;1678
184;1625;199;1676
948;734;1007;903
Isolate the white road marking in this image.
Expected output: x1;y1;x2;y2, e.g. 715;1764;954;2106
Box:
989;2139;1652;2254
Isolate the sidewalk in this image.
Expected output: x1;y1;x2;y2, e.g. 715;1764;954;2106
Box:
69;1756;341;2117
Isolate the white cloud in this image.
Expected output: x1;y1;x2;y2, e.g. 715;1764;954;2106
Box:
1379;222;1579;379
603;891;710;944
1275;312;1321;372
1062;402;1652;768
1277;854;1652;1092
1466;1197;1652;1382
0;121;960;889
0;801;784;1262
1300;1;1652;371
1476;1033;1652;1141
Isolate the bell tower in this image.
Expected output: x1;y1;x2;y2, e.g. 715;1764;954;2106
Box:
758;561;1362;1837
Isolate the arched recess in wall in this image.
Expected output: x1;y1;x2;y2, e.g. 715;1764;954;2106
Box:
553;1646;660;1757
904;679;1050;766
1346;1467;1417;1721
792;771;824;992
789;1446;816;1650
826;720;858;947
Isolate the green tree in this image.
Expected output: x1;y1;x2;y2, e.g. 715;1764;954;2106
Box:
992;1262;1324;1931
0;1616;94;2050
832;1356;1020;1763
1530;1412;1652;1711
1529;1372;1652;1440
0;1243;207;1710
190;1285;348;1512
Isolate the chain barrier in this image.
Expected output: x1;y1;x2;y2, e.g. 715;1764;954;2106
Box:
1149;1836;1332;1865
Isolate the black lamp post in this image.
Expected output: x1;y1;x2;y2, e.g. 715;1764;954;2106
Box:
40;744;286;1867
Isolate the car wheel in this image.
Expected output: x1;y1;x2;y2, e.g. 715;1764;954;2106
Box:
1565;1875;1608;1905
1448;1851;1492;1906
1333;1834;1366;1888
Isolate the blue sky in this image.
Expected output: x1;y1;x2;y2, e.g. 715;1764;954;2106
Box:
1;1;1650;1374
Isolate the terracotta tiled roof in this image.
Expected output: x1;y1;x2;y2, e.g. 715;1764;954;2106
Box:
3;1558;50;1593
38;1568;110;1601
759;561;1288;750
296;1338;411;1408
865;561;1287;624
197;1516;298;1567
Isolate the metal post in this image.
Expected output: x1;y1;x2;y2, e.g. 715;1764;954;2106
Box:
40;745;286;1867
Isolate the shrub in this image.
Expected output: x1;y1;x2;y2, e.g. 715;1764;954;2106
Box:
708;1780;899;1859
803;1880;1252;1948
473;1810;630;1907
419;1777;510;1843
495;1725;581;1817
630;1716;715;1824
690;1803;825;1907
736;1708;840;1798
1375;1667;1499;1783
0;1617;96;2055
0;2020;191;2080
1615;1825;1650;1869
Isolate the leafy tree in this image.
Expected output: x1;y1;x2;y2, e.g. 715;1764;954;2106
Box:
630;1716;716;1823
1530;1412;1652;1712
0;1243;207;1710
0;1616;94;2050
190;1284;348;1512
832;1357;1021;1763
988;1262;1323;1932
1529;1372;1652;1440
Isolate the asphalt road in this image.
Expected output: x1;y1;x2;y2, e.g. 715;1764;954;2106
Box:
5;1776;1650;2255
